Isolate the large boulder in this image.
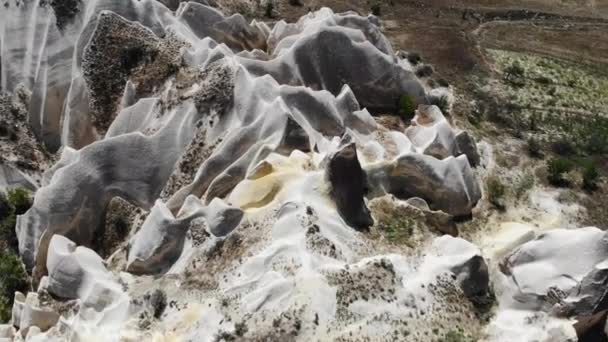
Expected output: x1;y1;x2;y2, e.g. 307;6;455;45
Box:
45;235;112;299
326;138;373;231
502;227;608;337
11;292;60;337
430;235;491;302
127;196;243;274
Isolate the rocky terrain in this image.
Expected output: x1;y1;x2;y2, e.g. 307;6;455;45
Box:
0;0;607;341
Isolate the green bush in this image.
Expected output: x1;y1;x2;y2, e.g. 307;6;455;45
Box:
0;251;29;323
582;162;599;191
514;173;535;200
407;52;421;65
264;1;274;18
7;188;32;215
0;188;31;254
486;176;506;209
371;2;381;16
504;61;525;87
398;94;416;121
527;137;543;158
429;94;450;114
547;157;573;186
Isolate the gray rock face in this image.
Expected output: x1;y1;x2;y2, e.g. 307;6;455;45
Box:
11;292;60;336
326;138;373;231
432;235;490;302
45;234;112;299
366;153;481;217
502;228;608;335
127;196;242;274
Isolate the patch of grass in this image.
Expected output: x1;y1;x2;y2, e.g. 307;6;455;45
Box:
547;157;573;187
441;330;469;342
486;176;506;209
7;188;32;215
1;188;32;253
379;216;415;245
398;94;416;121
407;52;421;65
485;49;608;159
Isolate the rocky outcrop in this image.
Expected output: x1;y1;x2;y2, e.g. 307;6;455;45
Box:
11;292;60;337
44;235;113;299
2;3;490;340
430;236;491;303
326;137;373;231
127;196;242;274
502;227;608;337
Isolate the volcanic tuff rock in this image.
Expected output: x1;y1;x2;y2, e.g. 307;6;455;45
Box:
3;0;587;341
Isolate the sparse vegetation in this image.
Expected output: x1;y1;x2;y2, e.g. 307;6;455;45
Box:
370;1;381;16
486;176;506;209
1;188;32;253
441;330;469;342
398;94;416;121
546;157;573;187
429;94;450;114
582;161;600;191
527;137;543;158
407;52;421;65
378;215;415;245
7;188;32;215
514;173;535;200
264;0;274;18
150;289;167;319
0;251;29;323
504;61;525;87
415;65;434;78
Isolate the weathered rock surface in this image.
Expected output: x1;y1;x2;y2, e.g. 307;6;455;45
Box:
326;137;373;231
502;227;608;337
45;235;112;299
0;2;494;340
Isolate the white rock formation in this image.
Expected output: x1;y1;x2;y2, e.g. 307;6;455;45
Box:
0;1;502;340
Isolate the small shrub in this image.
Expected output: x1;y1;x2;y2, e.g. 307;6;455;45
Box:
7;187;32;215
398;94;416;121
264;1;274;18
486;176;506;209
371;2;381;16
582;162;599;191
550;139;576;156
415;65;434;78
0;251;29;323
150;289;167;319
504;61;525;86
514;173;535;200
407;52;421;65
288;0;303;6
547;157;573;187
429;94;450;114
379;216;415;245
527;137;543;158
437;78;450;87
